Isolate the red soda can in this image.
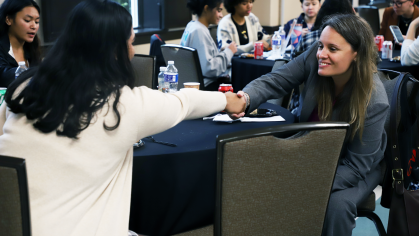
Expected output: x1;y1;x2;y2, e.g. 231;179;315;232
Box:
254;42;263;59
218;84;233;93
375;35;384;51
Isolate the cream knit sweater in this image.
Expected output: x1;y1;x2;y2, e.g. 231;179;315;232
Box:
0;86;226;236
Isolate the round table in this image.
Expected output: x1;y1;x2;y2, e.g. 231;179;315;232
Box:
231;50;419;92
129;103;294;236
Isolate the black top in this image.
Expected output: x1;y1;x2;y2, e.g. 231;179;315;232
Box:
0;34;18;87
231;17;249;45
398;16;412;35
396;16;412;50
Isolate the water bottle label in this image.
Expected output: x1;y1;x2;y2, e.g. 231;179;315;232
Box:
164;73;178;83
272;39;279;46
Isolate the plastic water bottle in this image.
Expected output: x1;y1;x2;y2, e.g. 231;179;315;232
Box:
15;61;28;79
271;31;279;57
158;66;166;92
164;61;178;93
278;27;286;57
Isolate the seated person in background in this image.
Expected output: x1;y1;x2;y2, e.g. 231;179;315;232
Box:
0;0;41;88
401;16;419;65
233;14;389;236
0;1;245;236
284;0;321;38
217;0;270;53
379;0;419;43
293;0;354;57
181;0;237;91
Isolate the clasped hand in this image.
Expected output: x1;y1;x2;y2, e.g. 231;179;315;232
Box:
224;91;247;119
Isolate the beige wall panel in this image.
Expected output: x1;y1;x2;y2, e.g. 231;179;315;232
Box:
270;0;280;26
134;39;181;55
281;0;302;25
253;0;271;25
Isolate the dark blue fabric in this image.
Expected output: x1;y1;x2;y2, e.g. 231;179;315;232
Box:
231;56;275;92
378;50;419;79
149;34;166;83
129;103;294;236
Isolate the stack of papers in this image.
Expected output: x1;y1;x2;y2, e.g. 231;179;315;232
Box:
209;114;285;123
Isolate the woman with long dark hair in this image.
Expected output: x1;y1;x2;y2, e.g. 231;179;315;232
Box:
233;14;389;235
0;1;244;235
0;0;41;87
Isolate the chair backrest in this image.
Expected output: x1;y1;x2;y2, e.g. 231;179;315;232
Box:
161;44;205;90
215;122;349;236
268;59;292;108
149;34;166;83
0;155;31;236
357;6;380;36
131;54;156;89
209;25;218;46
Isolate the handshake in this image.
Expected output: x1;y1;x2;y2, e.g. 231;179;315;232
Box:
224;91;247;119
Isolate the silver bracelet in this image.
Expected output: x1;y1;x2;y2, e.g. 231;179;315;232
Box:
244;92;250;109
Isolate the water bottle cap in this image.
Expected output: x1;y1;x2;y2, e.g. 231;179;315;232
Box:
160;67;167;71
168;61;174;65
18;61;26;66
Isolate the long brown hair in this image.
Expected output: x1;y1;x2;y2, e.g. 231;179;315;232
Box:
315;14;378;140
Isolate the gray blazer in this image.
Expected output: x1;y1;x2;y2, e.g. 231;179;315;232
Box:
243;42;389;191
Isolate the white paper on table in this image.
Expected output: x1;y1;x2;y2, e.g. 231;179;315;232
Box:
240;116;285;122
212;114;237;123
212;114;285;123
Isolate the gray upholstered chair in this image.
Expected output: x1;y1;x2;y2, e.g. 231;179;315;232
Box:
175;122;349;236
267;58;292;108
0;155;31;236
131;54;156;89
160;44;205;90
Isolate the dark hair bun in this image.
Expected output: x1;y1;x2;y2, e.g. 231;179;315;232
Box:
186;0;202;15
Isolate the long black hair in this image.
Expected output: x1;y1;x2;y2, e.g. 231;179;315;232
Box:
0;0;41;66
311;0;354;31
187;0;224;17
5;0;135;139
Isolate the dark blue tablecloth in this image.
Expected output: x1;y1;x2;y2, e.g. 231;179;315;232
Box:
231;50;419;92
129;103;294;236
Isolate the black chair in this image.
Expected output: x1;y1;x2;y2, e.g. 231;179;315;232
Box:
175;122;349;236
357;6;380;36
209;25;218;46
131;54;156;89
0;155;31;236
149;34;166;84
160;44;205;90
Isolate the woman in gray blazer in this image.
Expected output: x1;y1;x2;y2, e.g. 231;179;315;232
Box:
239;14;389;236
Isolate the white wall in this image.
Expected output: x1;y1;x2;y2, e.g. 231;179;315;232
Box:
281;0;302;25
252;0;281;26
